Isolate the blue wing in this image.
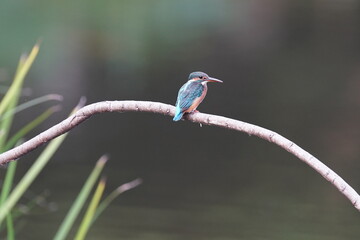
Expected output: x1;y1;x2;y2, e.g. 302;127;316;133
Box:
175;81;204;112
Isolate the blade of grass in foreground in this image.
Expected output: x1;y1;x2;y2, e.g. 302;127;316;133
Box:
0;61;25;151
0;161;17;206
0;90;20;152
91;178;142;224
3;106;60;151
0;94;63;122
0;100;84;225
53;155;108;240
0;161;17;234
0;130;68;224
0;44;39;116
74;177;107;240
5;212;14;240
0;47;38;235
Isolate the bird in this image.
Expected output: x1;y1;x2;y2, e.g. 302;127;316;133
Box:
173;71;223;121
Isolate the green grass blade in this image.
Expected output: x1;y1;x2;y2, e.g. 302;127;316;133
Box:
14;54;27;76
0;94;63;122
0;45;39;151
5;212;15;240
0;161;17;205
0;99;84;225
75;177;106;240
0;161;17;232
0;44;39;116
92;178;142;224
0;85;21;152
0;130;68;224
53;155;108;240
3;106;60;151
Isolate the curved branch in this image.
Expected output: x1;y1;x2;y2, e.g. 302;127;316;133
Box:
0;100;359;211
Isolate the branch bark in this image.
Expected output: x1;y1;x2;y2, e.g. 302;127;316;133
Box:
0;100;359;211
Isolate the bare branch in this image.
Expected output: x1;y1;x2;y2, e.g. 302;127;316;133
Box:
0;100;359;211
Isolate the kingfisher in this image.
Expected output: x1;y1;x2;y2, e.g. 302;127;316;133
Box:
173;71;223;121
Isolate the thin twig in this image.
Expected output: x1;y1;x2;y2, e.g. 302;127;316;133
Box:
0;100;359;211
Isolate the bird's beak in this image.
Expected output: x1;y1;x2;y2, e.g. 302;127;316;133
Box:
207;77;223;83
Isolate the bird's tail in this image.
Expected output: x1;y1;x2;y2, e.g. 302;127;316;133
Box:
173;109;184;121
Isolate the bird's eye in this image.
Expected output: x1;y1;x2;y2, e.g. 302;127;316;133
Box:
199;76;203;79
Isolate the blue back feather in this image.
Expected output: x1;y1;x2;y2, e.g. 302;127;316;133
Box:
173;81;204;121
176;81;204;111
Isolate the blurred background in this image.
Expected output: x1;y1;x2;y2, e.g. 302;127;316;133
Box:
1;0;360;239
